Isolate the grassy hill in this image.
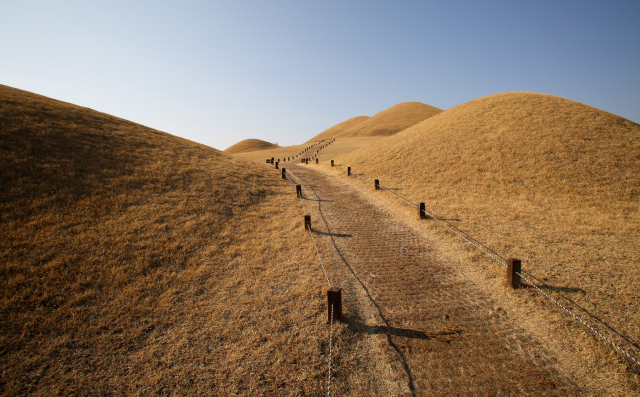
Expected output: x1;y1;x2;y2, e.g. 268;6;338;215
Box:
326;92;640;388
0;85;335;395
338;101;442;138
307;115;369;142
225;138;279;154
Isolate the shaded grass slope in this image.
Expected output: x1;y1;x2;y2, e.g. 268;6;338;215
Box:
224;138;279;154
334;91;640;390
339;101;442;138
307;115;369;142
0;85;335;395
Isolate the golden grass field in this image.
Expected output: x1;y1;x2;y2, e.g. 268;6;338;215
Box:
324;102;443;140
306;115;369;142
308;92;640;394
233;139;328;165
224;138;279;154
4;82;640;394
0;85;382;395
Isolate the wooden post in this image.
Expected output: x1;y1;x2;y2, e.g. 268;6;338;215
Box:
296;184;301;198
419;202;428;219
301;158;304;163
327;288;342;323
331;160;334;166
275;161;279;169
375;179;380;190
271;157;274;164
281;168;286;179
347;167;351;176
316;158;318;164
507;258;521;288
304;215;311;231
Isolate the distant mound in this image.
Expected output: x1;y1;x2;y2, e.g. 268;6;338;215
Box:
338;93;640;343
341;92;640;206
334;92;640;391
225;138;279;154
340;102;443;138
307;115;369;142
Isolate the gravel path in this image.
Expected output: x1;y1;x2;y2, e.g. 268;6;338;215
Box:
283;152;578;396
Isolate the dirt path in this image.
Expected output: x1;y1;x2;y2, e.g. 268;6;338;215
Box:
283;156;580;396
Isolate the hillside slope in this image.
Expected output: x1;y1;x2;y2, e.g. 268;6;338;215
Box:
225;138;279;154
0;85;334;395
339;101;442;138
332;91;640;390
307;115;369;142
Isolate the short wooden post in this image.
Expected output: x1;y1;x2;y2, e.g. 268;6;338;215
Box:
507;258;521;288
275;161;279;169
331;160;334;166
419;203;427;219
375;179;380;190
327;288;342;323
304;215;311;231
316;158;318;164
301;158;304;163
281;168;286;179
278;158;280;163
347;167;351;176
296;184;301;197
271;157;274;164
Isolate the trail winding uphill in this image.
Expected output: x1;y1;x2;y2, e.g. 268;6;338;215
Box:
279;150;579;396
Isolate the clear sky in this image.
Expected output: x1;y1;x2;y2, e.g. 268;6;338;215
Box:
2;1;639;150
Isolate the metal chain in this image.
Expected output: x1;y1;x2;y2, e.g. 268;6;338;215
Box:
376;184;507;267
327;303;334;397
351;171;375;184
323;163;639;366
281;165;338;396
308;223;332;287
517;271;640;366
285;170;307;215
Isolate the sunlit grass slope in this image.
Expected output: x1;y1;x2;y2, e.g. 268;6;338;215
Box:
339;101;442;138
0;85;334;395
307;115;369;142
334;92;640;379
224;138;279;154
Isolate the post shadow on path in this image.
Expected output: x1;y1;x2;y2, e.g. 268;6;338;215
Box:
290;167;419;397
316;165;640;368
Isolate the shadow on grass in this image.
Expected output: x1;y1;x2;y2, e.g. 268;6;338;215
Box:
520;280;640;352
291;167;418;397
345;319;457;341
313;230;352;238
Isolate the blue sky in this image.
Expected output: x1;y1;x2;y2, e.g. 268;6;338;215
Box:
1;1;639;150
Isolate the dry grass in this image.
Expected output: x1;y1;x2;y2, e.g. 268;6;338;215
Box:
233;140;327;165
337;102;442;138
0;85;366;395
315;137;387;162
316;91;640;394
306;115;369;143
224;138;279;154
